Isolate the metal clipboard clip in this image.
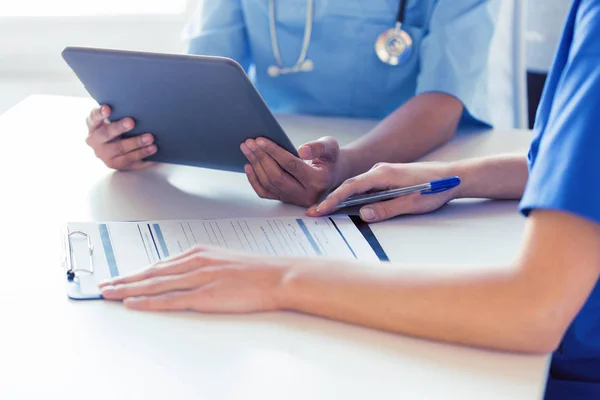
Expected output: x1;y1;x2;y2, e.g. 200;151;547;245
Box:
63;229;95;282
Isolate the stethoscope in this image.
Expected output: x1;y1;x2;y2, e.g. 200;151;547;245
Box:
267;0;412;77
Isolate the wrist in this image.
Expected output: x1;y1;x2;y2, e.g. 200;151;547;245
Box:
445;159;474;199
273;257;328;312
273;259;306;311
333;147;360;188
448;157;509;199
446;155;528;200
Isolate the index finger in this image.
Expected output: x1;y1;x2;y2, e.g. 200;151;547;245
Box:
98;245;213;288
86;105;110;131
309;170;385;216
255;137;311;181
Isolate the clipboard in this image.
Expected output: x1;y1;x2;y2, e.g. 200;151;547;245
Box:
60;216;389;301
61;227;103;300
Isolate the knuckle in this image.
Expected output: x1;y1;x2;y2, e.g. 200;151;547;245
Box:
284;158;298;172
114;140;126;155
148;263;163;272
111;156;128;170
105;159;118;169
166;293;181;303
256;151;269;162
270;172;285;188
134;147;149;160
191;244;205;253
263;181;277;193
191;252;207;264
373;162;392;172
123;153;138;167
87;110;99;125
245;150;258;162
374;203;391;220
341;177;356;188
108;122;125;138
146;277;163;289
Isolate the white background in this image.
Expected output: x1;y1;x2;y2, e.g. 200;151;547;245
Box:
0;0;196;114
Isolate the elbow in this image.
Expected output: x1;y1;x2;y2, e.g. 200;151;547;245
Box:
519;330;563;355
512;304;570;355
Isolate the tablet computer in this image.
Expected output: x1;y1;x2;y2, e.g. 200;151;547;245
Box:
62;46;298;172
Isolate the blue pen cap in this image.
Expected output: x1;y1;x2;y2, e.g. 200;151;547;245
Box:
424;176;461;194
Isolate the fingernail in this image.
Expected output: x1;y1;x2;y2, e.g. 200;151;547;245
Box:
123;120;132;129
101;286;115;296
99;106;106;117
299;146;312;159
257;139;266;148
142;134;153;145
240;144;250;156
360;207;376;221
147;145;157;154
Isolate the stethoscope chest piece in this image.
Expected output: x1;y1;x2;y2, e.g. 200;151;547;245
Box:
375;22;413;66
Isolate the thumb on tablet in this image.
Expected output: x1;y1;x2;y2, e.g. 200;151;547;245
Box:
298;136;339;161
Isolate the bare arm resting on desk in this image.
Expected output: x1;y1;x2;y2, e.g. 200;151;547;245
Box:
95;154;600;354
99;208;600;354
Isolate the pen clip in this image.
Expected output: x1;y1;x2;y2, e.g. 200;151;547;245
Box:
421;176;461;195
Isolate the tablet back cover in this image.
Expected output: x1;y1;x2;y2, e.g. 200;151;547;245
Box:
62;47;297;172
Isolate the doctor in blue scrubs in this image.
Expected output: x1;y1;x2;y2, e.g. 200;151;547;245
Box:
100;1;600;398
85;0;499;206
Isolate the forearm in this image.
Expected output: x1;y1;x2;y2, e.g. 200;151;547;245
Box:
448;154;529;200
278;209;600;354
279;260;554;354
339;92;463;183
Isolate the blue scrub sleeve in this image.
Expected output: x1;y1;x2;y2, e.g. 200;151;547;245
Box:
415;0;500;126
181;0;252;72
520;0;600;225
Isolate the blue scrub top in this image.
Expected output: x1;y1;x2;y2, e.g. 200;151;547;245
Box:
182;0;498;124
519;0;600;398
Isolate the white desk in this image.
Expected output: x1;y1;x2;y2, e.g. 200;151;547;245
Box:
0;95;548;399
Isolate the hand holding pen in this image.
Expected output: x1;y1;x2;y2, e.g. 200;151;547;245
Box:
307;162;461;223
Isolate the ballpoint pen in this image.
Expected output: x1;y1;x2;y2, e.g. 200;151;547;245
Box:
333;176;461;211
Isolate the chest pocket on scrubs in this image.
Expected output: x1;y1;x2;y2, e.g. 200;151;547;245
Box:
316;0;426;118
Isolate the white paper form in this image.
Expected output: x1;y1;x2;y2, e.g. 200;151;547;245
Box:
66;216;386;296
